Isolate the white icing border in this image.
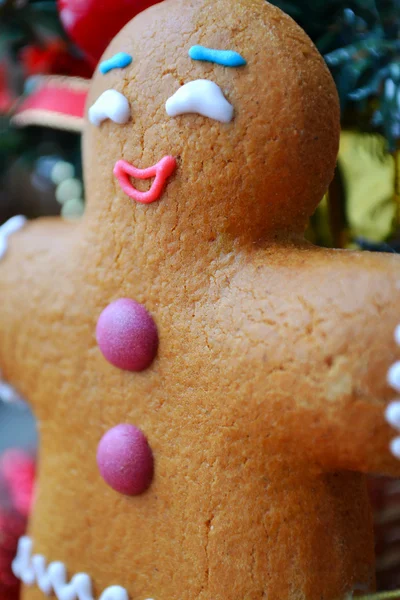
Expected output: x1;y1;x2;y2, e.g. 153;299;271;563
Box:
386;324;400;458
12;537;360;600
13;536;129;600
0;215;27;261
0;379;23;404
0;370;24;405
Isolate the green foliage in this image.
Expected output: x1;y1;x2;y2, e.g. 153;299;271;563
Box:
0;0;64;181
272;0;400;151
0;0;63;60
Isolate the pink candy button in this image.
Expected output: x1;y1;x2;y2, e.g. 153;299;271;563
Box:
97;424;154;495
96;298;158;371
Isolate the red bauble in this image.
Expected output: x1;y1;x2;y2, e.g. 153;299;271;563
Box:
58;0;162;66
20;41;92;79
0;450;35;600
0;63;14;114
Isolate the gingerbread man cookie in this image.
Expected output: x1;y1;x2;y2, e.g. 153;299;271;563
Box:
2;1;400;599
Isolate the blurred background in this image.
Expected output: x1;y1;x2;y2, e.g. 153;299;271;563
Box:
1;0;400;597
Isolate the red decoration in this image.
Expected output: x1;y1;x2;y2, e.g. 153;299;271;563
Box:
0;450;35;600
57;0;162;65
0;508;25;600
12;76;89;132
20;40;92;79
1;451;35;518
0;63;15;114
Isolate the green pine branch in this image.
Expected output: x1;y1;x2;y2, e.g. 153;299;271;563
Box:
0;0;63;60
272;0;400;150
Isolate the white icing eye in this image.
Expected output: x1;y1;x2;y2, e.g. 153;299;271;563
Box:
165;80;234;123
88;90;130;127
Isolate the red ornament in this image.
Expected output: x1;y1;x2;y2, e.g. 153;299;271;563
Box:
20;41;92;79
0;63;15;114
1;451;35;518
0;508;25;600
57;0;163;66
0;450;35;600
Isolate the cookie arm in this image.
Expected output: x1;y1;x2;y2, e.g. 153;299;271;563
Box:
282;247;400;477
0;217;78;402
296;394;400;477
226;244;400;477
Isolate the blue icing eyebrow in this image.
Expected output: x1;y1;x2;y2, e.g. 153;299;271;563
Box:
99;52;133;74
189;45;246;67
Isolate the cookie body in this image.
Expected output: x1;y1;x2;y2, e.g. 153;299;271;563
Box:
2;234;399;600
1;1;400;599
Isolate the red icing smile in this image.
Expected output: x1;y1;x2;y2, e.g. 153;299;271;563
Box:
113;156;177;204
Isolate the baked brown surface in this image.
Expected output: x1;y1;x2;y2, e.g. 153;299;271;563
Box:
1;1;400;599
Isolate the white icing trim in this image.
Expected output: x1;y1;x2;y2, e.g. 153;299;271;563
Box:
390;437;400;459
0;370;24;405
13;537;129;600
0;380;23;404
165;80;234;123
88;90;130;127
12;537;360;600
0;215;27;261
385;401;400;429
386;327;400;458
388;361;400;392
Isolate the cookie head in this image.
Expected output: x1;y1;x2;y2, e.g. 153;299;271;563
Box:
84;0;340;240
